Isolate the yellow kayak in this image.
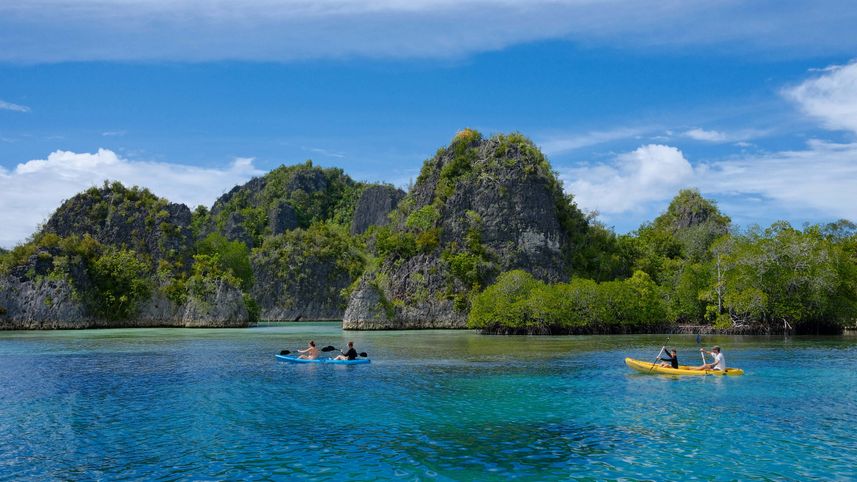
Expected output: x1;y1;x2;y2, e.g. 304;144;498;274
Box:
625;357;745;376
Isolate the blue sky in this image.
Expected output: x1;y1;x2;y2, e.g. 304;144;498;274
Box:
1;1;857;247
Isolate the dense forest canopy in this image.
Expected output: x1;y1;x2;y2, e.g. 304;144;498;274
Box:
472;189;857;334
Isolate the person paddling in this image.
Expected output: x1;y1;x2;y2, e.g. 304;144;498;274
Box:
694;345;726;371
334;341;358;361
297;340;319;360
659;349;679;369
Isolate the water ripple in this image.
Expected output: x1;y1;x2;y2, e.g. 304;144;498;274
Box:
0;328;854;480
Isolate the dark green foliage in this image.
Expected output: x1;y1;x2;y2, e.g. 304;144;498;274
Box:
187;253;242;302
669;262;711;322
405;205;441;231
253;223;365;286
434;130;481;202
1;233;154;320
646;188;731;261
443;251;485;289
415;228;442;253
469;270;669;333
375;227;419;260
190;205;211;239
712;222;857;332
86;247;152;320
212;161;368;246
571;221;638;281
195;233;253;289
243;293;260;324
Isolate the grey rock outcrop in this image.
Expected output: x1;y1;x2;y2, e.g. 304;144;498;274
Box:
223;211;254;246
0;277;90;329
42;183;194;267
343;132;582;330
269;201;299;235
250;225;363;321
0;252;250;329
0;275;250;329
177;280;249;327
350;185;405;234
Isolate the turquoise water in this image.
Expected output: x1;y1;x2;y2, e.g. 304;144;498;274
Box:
0;324;855;481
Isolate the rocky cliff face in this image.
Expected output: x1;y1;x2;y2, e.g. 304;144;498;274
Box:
43;182;194;267
0;180;250;330
208;161;362;247
250;224;364;321
350;185;405;234
209;163;401;321
343;131;585;330
0;249;249;329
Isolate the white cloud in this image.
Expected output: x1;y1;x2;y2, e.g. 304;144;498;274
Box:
538;127;643;155
683;128;728;142
682;127;769;143
562;140;857;225
0;149;263;248
564;144;693;214
101;130;127;137
0;100;30;112
695;140;857;220
785;61;857;135
2;1;856;62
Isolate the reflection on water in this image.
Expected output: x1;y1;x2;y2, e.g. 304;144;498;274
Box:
0;323;855;480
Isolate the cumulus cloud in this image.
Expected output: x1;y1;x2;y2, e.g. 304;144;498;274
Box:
564;144;693;214
695;140;857;220
562;140;857;225
0;149;263;247
785;61;857;135
2;1;857;62
0;100;30;112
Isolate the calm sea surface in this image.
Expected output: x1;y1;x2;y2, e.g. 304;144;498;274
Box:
0;323;854;481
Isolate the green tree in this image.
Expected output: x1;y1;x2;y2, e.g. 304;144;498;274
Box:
195;232;253;289
87;247;152;320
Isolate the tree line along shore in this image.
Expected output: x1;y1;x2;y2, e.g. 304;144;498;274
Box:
1;129;855;333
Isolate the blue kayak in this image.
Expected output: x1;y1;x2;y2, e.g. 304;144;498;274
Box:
275;355;371;365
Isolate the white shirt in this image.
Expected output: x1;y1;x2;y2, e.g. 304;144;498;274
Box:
712;352;726;370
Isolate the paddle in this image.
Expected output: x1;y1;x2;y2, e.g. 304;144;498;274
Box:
328;346;369;358
279;345;335;356
648;337;670;373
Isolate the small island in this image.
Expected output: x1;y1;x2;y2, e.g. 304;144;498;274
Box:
2;130;854;335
